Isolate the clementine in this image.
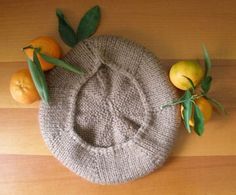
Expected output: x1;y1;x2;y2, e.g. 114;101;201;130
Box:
169;61;204;90
24;36;61;71
181;97;213;127
10;69;40;104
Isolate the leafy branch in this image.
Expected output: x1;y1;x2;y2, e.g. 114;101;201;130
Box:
200;45;225;114
162;45;225;136
23;46;83;103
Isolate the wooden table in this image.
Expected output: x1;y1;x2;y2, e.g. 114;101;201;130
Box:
0;0;236;194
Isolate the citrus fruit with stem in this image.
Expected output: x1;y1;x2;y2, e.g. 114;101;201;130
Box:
24;36;61;71
181;97;213;127
10;69;40;104
169;60;204;90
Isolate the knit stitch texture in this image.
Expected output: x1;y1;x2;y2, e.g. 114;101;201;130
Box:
39;35;180;184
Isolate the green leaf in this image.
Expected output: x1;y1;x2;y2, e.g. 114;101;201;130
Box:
206;96;226;115
202;44;212;78
39;52;83;74
27;58;49;103
77;5;101;41
182;75;195;91
181;90;193;133
201;76;212;94
193;104;204;136
27;59;43;100
33;50;49;102
56;9;77;47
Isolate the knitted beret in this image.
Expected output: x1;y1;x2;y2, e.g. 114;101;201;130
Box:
39;35;180;184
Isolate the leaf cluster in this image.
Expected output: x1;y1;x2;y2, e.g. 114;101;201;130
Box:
162;45;225;136
56;6;101;47
24;47;83;103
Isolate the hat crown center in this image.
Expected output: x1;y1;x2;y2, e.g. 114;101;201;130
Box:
75;64;146;148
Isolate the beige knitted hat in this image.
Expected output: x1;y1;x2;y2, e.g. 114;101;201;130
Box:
39;35;180;184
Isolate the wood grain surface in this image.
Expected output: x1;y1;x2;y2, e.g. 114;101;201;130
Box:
0;155;235;195
0;0;236;194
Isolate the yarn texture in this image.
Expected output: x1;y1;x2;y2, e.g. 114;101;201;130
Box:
39;35;180;184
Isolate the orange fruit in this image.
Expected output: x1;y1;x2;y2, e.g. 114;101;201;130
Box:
24;36;61;71
181;97;213;127
10;69;40;104
169;61;204;90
